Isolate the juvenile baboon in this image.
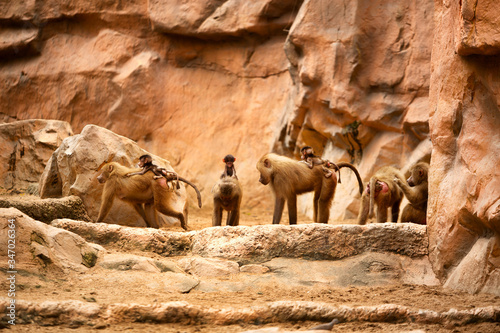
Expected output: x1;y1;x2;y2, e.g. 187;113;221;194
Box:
127;154;179;190
221;154;238;179
96;162;189;230
212;177;242;226
357;166;404;225
300;146;341;180
256;153;363;225
127;154;202;208
394;162;429;225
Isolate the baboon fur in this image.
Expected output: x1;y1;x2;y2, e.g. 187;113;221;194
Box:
357;166;404;225
256;153;363;225
96;162;188;230
395;162;429;225
212;177;242;226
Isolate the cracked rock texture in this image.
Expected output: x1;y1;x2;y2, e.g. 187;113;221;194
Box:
0;0;434;217
0;120;73;193
428;0;500;296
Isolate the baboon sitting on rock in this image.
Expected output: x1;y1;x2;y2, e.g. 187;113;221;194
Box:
394;162;429;225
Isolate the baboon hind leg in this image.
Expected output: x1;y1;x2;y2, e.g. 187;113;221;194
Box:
391;199;402;223
376;205;389;223
317;180;335;224
213;201;223;226
155;203;187;230
313;190;320;222
227;209;240;226
287;195;298;225
144;203;160;228
357;193;370;225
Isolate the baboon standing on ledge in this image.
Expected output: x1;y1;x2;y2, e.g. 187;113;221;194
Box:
96;162;189;230
357;166;404;225
256;153;363;225
394;162;429;225
212;177;242;226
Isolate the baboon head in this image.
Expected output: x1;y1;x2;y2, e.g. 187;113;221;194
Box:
97;164;115;183
256;157;272;185
407;162;429;187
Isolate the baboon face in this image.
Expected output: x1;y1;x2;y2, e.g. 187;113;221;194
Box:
407;166;427;187
97;165;114;183
257;159;272;185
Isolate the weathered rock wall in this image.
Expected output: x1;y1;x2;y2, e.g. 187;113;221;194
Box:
0;120;73;193
278;0;434;218
0;0;433;217
428;0;500;295
0;0;297;211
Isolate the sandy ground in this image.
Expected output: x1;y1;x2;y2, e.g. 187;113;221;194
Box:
2;199;500;332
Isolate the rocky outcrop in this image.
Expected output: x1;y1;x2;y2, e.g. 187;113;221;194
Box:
428;0;500;296
38;124;188;227
0;0;434;218
0;208;103;274
276;0;434;219
0;120;73;194
456;0;500;55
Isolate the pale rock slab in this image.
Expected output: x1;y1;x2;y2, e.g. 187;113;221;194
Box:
0;208;104;274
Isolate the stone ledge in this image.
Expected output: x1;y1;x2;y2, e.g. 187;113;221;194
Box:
51;219;428;261
1;299;498;327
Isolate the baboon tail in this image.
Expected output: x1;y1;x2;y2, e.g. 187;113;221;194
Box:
368;177;377;218
178;177;203;208
336;162;364;195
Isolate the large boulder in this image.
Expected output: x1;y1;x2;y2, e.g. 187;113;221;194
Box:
39;124;188;228
428;0;500;295
0;208;103;274
0;120;73;194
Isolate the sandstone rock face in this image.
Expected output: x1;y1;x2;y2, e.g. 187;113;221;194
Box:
0;0;433;218
0;120;73;193
456;0;500;55
39;124;188;227
0;208;104;274
278;0;434;219
0;0;293;212
428;1;500;295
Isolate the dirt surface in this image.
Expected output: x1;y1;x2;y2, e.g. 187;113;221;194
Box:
2;197;500;332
